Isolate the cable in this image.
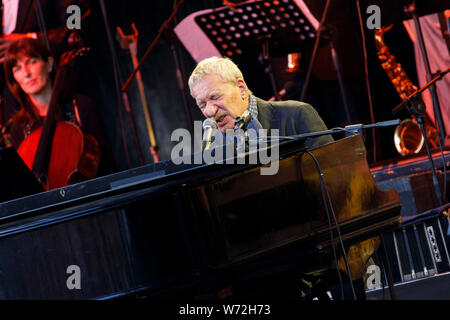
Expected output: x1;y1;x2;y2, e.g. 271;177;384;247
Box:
304;150;357;300
303;150;344;299
237;131;358;299
355;0;377;163
429;118;448;202
379;252;386;300
425;87;448;201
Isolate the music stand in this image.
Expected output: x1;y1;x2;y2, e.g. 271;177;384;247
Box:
178;0;319;98
193;0;318;60
0;148;44;203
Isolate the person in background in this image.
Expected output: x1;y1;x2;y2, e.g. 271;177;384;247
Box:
1;38;113;185
0;0;91;127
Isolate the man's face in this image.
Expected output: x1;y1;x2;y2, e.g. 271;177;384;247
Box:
192;74;249;133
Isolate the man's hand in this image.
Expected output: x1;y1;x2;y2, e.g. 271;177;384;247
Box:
0;33;31;63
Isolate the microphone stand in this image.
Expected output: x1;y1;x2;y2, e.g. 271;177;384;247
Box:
283;119;401;141
121;1;193;132
300;0;331;102
327;26;352;124
234;110;252;152
122;0;185;91
404;2;447;143
119;0;187;165
117;24;160;163
163;19;194;133
392;67;450;206
258;40;280;101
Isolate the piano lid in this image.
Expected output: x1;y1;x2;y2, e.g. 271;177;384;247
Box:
0;136;307;221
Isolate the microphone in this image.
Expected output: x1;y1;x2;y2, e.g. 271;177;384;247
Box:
234;110;251;130
202;118;218;150
268;81;298;101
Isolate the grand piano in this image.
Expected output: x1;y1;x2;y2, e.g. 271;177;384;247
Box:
0;134;401;299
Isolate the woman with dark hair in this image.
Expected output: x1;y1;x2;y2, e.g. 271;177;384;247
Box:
3;38;55;147
1;38;114;188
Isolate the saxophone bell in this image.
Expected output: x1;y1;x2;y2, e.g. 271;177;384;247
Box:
394;118;424;156
375;25;439;156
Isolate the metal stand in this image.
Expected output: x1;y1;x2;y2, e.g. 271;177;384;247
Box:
405;2;447;143
379;235;398;300
417;115;443;206
164;20;194;133
121;0;192;136
299;0;352;125
258;41;280;101
187;0;319;101
117;24;160;163
121;91;145;166
328;32;352;124
392;67;450;205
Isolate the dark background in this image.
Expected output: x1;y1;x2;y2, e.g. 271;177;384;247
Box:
72;0;443;173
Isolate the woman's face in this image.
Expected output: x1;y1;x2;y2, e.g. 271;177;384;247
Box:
11;54;53;96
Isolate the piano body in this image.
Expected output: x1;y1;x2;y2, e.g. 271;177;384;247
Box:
0;135;401;299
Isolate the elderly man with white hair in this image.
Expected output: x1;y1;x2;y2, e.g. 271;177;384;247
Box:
188;56;333;150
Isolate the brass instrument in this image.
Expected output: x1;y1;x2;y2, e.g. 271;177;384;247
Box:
374;25;439;155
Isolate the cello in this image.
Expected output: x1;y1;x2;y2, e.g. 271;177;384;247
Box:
17;45;100;190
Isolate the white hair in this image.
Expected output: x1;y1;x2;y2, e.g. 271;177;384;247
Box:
188;56;246;96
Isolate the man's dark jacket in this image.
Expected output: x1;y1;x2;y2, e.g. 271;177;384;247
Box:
256;97;334;149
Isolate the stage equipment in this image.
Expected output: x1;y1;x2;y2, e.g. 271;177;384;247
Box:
120;0;194;163
117;24;160;163
366;205;450;299
371;149;450;217
174;0;320;99
360;0;448;144
174;0;319;62
367;150;450;298
286;52;301;72
0;134;401;300
374;25;439;156
392;67;450;206
405;2;447;143
99;0;143;168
